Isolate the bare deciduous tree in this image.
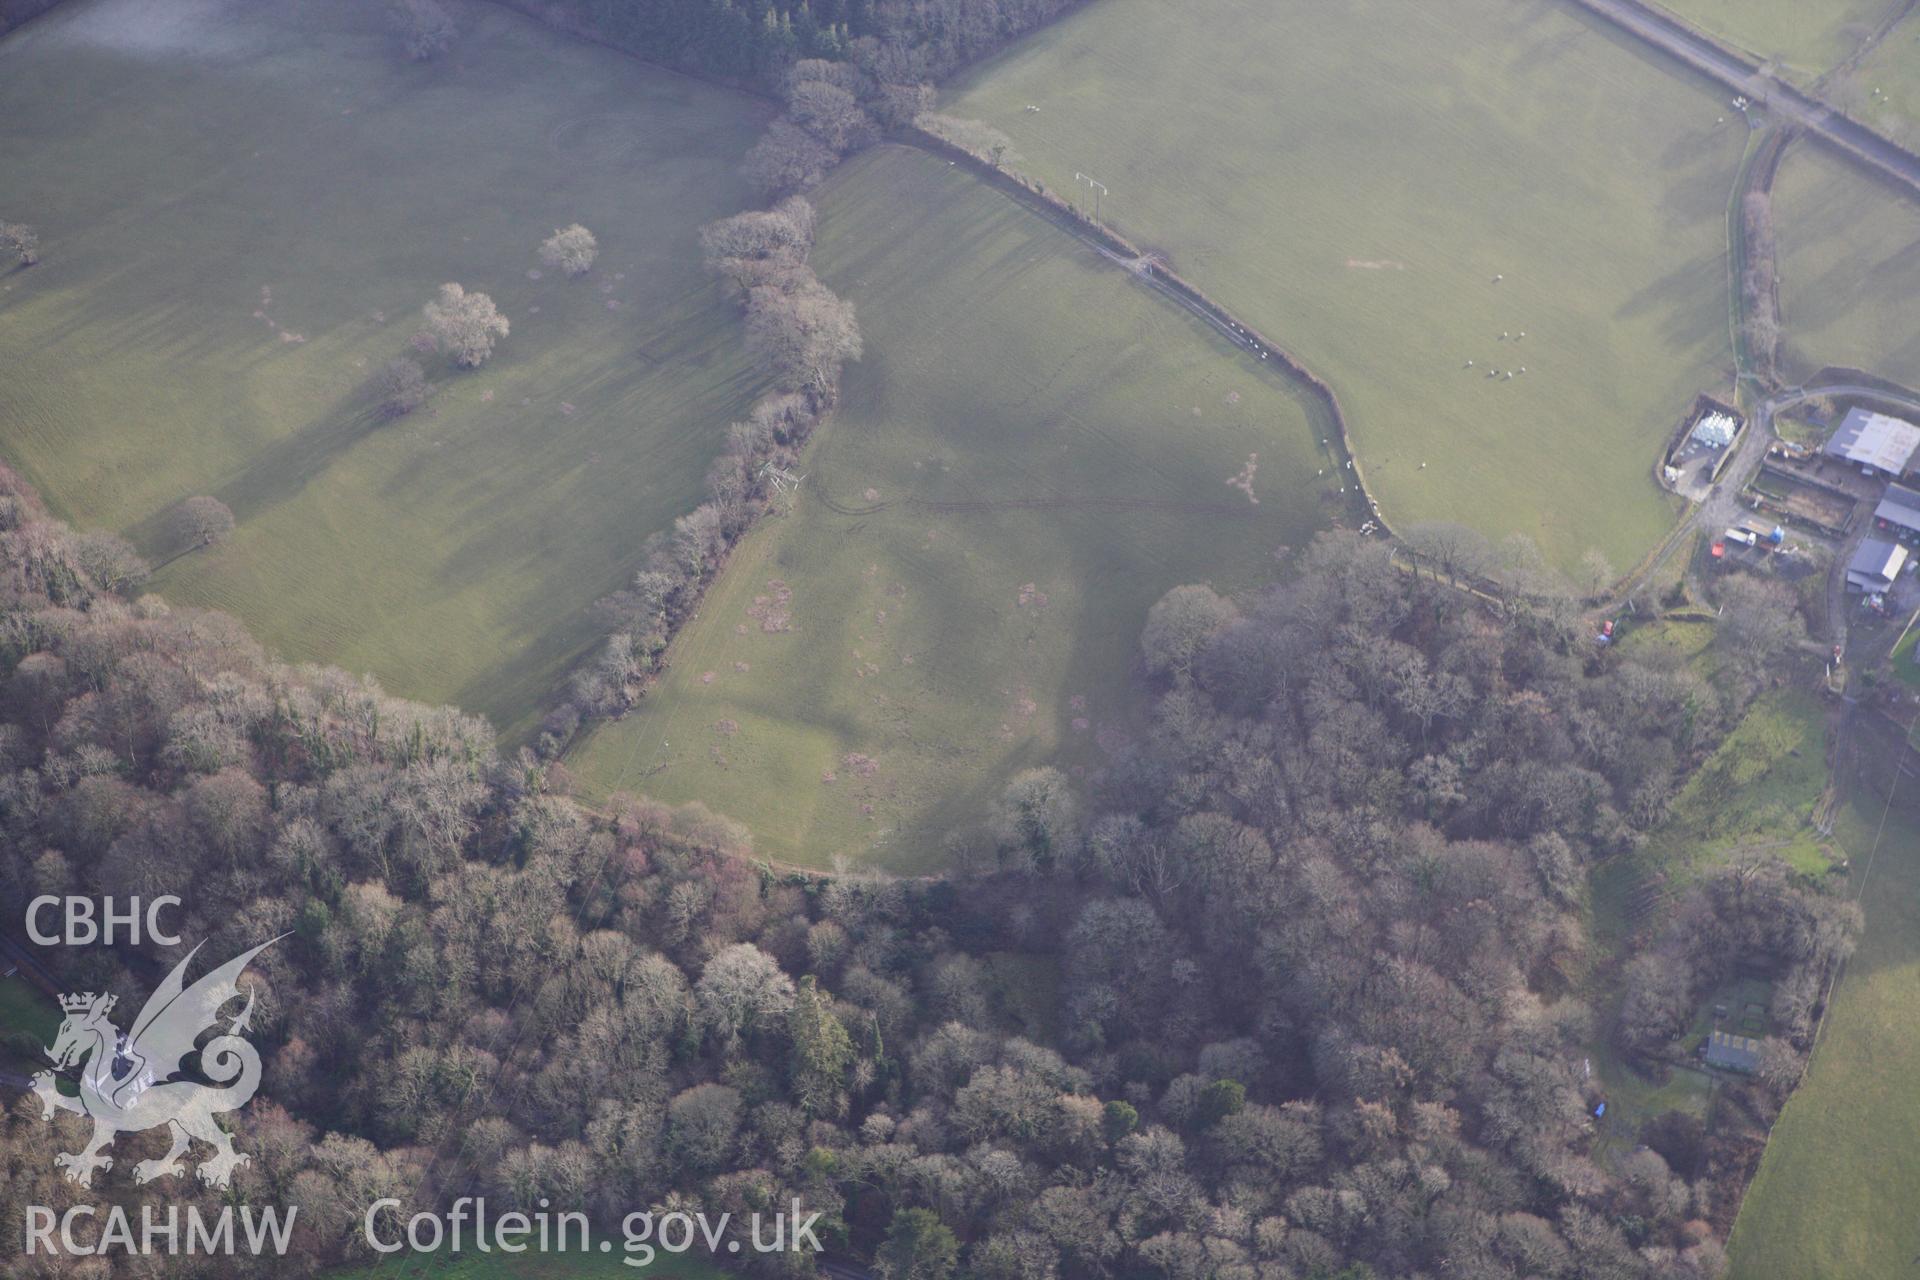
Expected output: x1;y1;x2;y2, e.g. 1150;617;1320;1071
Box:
1580;547;1616;598
1740;190;1779;376
538;224;598;278
786;80;876;154
172;496;235;549
0;222;38;267
700;199;815;294
72;531;147;594
422;282;508;369
743;120;840;198
918;115;1020;169
695;942;795;1049
376;357;429;417
1140;584;1238;677
744;277;860;394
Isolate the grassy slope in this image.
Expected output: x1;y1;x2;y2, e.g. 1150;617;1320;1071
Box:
1772;141;1920;392
569;146;1327;870
1653;0;1897;80
1591;685;1832;945
0;0;770;737
1643;685;1833;877
940;0;1748;576
1728;797;1920;1278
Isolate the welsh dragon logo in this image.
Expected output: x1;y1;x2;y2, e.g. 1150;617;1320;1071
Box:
30;936;281;1189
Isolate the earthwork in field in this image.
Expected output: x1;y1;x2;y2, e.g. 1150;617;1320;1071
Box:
567;146;1329;870
0;0;770;736
942;0;1758;576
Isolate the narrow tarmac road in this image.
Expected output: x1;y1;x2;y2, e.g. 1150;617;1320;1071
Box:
1568;0;1920;197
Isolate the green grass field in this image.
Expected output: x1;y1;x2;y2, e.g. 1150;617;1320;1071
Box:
1894;626;1920;688
940;0;1746;576
1728;796;1920;1277
1590;686;1831;958
1654;0;1896;80
1845;10;1920;147
0;0;770;736
1657;686;1833;874
1773;143;1920;392
568;146;1328;870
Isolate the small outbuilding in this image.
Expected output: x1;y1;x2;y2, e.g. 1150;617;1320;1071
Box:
1846;538;1910;594
1875;482;1920;543
1704;1030;1761;1072
1824;407;1920;477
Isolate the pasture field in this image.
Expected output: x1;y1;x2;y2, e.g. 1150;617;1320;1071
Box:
1727;795;1920;1278
1848;10;1920;146
1895;627;1920;687
939;0;1752;576
1648;686;1834;878
1772;142;1920;391
1654;0;1896;81
568;146;1328;870
0;0;770;736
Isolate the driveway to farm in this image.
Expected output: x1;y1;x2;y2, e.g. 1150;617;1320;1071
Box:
1567;0;1920;198
1609;382;1920;641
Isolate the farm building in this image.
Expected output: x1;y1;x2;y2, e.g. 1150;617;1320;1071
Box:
1824;407;1920;477
1875;482;1920;543
1704;1030;1761;1072
1845;538;1910;593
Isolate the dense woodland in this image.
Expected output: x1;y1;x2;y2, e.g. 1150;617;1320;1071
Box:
0;3;1866;1277
503;0;1087;86
0;467;1854;1279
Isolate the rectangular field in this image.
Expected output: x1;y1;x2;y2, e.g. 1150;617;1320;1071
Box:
567;146;1330;870
1772;142;1920;390
1653;0;1898;80
1727;796;1920;1277
941;0;1749;576
1848;11;1920;146
0;0;771;736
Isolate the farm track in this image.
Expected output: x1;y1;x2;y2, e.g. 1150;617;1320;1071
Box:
1601;380;1920;630
1568;0;1920;198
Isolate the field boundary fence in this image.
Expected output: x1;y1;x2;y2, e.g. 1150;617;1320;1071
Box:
899;129;1383;539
